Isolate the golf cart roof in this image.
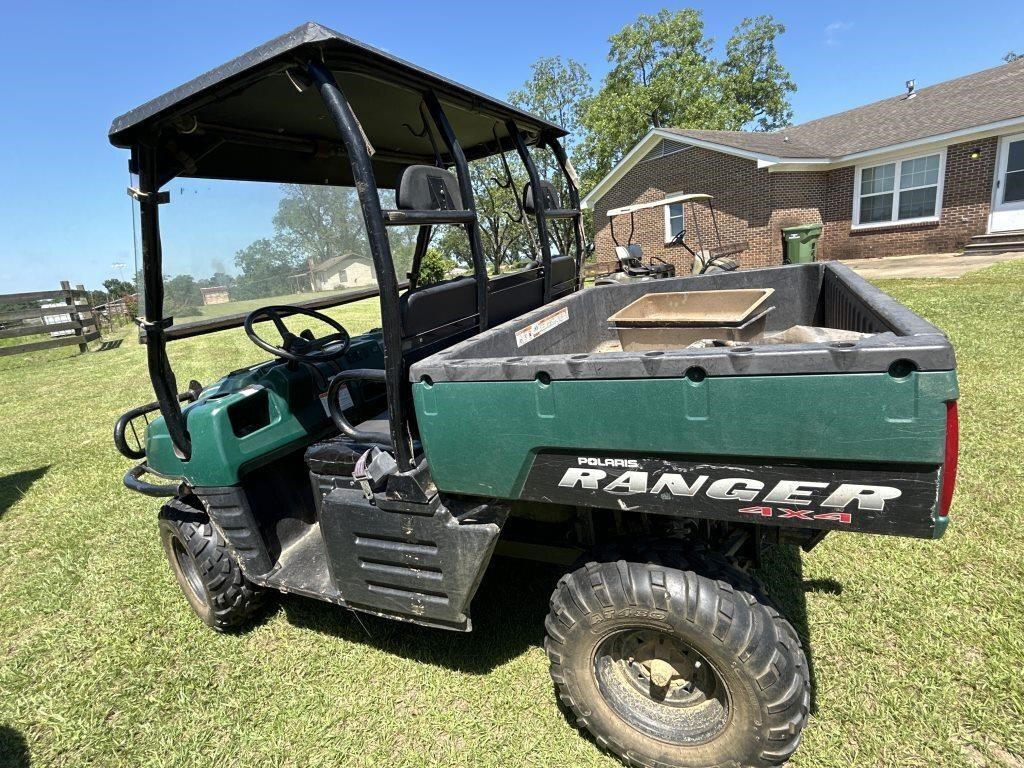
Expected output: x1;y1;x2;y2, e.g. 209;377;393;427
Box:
108;22;568;187
607;193;713;217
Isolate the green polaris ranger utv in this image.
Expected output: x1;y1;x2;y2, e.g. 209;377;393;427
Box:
111;23;959;768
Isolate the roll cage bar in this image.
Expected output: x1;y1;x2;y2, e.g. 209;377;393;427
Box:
120;28;583;471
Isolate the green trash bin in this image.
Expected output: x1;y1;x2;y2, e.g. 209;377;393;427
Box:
781;223;823;264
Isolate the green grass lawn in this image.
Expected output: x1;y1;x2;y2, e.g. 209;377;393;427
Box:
173;290;371;321
1;265;1023;767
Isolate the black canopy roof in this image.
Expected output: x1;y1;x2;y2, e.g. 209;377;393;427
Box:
108;22;567;187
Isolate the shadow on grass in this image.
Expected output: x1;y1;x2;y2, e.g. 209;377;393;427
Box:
759;543;843;715
280;556;562;674
96;339;124;352
277;540;835;711
0;725;29;767
0;466;49;520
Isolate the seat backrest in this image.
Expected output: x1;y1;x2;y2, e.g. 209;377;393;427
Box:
614;244;645;269
488;265;544;326
522;180;561;214
396;165;463;211
549;255;577;297
400;275;477;343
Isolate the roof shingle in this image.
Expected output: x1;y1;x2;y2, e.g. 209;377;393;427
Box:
665;56;1024;160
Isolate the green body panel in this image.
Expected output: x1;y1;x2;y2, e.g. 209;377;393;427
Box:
145;332;384;486
145;362;332;486
412;370;959;499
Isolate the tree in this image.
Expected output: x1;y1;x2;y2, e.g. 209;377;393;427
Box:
274;184;415;280
508;56;593;259
429;156;532;276
470;156;532;274
163;274;203;317
418;248;451;285
231;184;417;298
578;9;795;187
197;272;235;289
272;185;368;266
508;56;592;160
103;278;134;298
232;238;302;300
1006;51;1023;63
720;16;796;131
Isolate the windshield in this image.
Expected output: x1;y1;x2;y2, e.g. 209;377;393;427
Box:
136;162;578;334
138;180;415;327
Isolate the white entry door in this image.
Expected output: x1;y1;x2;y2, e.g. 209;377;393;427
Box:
991;133;1024;232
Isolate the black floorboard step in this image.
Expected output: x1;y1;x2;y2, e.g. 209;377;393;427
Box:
259;523;339;601
319;487;506;631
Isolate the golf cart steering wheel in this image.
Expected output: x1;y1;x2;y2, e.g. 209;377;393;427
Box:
244;306;351;363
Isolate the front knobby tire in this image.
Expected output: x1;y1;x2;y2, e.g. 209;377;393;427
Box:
545;552;809;768
158;503;265;632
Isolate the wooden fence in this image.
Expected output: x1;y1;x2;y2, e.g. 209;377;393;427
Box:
0;281;101;357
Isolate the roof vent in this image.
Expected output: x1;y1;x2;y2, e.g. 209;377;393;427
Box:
904;79;916;99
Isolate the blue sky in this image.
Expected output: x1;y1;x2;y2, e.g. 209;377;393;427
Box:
1;0;1022;292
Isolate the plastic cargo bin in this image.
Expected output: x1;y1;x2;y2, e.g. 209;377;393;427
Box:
609;289;774;326
607;288;776;351
611;307;774;350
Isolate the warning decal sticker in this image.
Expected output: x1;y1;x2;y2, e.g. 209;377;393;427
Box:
515;307;569;348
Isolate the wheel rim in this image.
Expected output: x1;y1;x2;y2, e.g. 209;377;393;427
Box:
171;537;206;605
593;628;731;746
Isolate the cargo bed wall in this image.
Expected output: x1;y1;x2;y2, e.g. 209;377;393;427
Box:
409;263;955;384
412;369;957;538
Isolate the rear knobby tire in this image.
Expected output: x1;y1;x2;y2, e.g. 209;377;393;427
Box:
158;504;265;632
545;552;809;768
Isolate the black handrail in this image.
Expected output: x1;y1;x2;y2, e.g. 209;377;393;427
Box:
124;464;183;497
381;209;475;226
539;208;580;220
136;143;192;460
114;388;200;460
326;369;393;445
546;137;585;290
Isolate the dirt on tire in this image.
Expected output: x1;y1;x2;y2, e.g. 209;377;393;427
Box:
158;502;266;632
545;545;810;768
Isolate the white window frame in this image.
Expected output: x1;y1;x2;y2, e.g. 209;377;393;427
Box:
664;199;686;243
851;148;946;229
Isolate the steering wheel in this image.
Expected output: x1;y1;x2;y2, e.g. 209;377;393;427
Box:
244;306;351;363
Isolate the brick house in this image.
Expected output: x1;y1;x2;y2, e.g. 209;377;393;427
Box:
582;57;1024;271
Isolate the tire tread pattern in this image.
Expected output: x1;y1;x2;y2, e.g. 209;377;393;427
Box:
159;504;265;632
544;540;810;768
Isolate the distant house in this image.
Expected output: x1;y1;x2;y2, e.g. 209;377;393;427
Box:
200;286;230;305
309;254;376;291
583;57;1024;269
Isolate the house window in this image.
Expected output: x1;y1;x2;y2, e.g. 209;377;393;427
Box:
664;201;685;242
854;151;944;226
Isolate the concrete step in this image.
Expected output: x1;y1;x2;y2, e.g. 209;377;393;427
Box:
970;230;1024;242
962;241;1024;254
963;231;1024;255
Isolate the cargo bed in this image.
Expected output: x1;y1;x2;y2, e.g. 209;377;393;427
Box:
409;263;958;540
410;262;955;382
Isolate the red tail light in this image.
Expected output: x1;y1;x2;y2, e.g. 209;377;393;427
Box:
939;401;958;517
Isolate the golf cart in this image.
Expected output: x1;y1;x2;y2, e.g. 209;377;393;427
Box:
112;24;959;768
595;193;739;286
